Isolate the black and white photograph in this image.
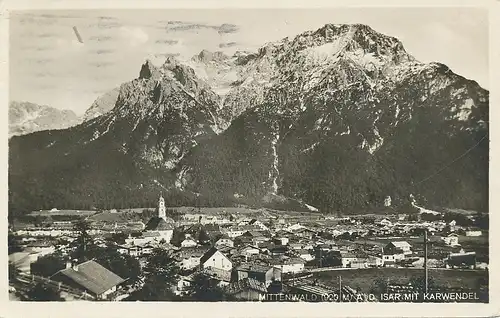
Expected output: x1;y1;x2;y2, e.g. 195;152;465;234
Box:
5;4;491;306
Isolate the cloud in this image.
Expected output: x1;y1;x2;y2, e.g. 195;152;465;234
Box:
119;26;149;46
166;21;239;34
92;48;115;55
88;35;113;42
155;39;179;45
219;42;238;48
217;23;239;34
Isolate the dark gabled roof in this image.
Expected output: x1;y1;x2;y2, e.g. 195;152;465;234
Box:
52;260;125;295
145;217;175;231
225;278;267;294
200;247;230;265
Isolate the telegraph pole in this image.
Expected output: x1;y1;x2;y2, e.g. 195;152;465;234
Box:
339;275;342;302
424;229;428;293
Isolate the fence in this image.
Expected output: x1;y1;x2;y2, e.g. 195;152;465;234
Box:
16;272;96;300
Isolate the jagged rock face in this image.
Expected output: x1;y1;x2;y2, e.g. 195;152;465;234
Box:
9;57;223;211
9;101;80;137
9;23;489;213
182;24;489;212
79;57;222;169
82;88;120;122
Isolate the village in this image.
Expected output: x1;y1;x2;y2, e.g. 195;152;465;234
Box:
8;195;489;302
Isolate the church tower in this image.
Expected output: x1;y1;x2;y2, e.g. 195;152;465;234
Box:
158;194;166;221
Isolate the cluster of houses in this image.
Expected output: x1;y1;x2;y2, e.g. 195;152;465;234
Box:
9;196;486;301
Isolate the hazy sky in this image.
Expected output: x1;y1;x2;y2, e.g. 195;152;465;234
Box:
10;8;489;115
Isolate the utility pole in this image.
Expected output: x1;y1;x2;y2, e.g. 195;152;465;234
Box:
424;229;428;293
339;275;342;302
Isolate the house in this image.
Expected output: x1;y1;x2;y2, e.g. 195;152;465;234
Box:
202;267;232;287
248;219;269;231
446;251;476;269
239;245;261;258
200;247;233;271
442;233;460;246
273;237;289;246
270;257;305;273
51;260;126;300
382;249;405;265
268;245;288;257
366;255;384;267
233;263;281;286
379;219;392;227
295;228;317;239
214;235;234;248
297;249;314;262
144;218;175;243
225;278;268;301
466;229;483;237
174;247;210;270
341;252;364;268
180;236;198;248
384;241;412;255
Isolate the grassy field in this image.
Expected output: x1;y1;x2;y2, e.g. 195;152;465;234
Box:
29;210;97;216
313;268;488;293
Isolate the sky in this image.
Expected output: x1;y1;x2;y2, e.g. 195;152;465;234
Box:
9;8;489;115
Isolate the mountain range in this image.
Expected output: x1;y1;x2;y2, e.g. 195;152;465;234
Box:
9;101;80;138
8;23;489;215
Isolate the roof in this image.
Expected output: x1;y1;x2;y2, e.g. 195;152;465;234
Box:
145;217;175;231
390;241;412;248
225;278;267;294
293;284;335;296
200;247;230;265
203;267;231;282
52;260;125;295
142;231;162;237
236;263;273;273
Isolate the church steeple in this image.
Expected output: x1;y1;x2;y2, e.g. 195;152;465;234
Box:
158;194;166;220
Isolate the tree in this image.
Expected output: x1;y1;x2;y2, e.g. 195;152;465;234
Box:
139;248;180;300
70;220;97;262
370;277;387;295
409;275;436;292
94;246;142;287
8;232;22;255
106;232;127;245
25;283;64;301
184;272;227;301
9;263;20;283
30;251;66;277
267;279;283;294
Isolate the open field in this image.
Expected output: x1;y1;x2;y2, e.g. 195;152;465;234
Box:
313;268;488;293
29;210;97;216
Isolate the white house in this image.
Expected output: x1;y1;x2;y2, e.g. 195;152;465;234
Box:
180;237;198;248
466;230;482;237
379;219;393;227
442;233;460;246
214;236;234;248
200;248;233;271
297;249;314;262
271;258;305;274
248;219;269;231
239;245;260;258
274;237;289;246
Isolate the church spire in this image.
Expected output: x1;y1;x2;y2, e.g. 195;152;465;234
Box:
158;193;166;221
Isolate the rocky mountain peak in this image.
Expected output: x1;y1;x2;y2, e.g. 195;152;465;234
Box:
139;59;163;80
193;50;229;64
